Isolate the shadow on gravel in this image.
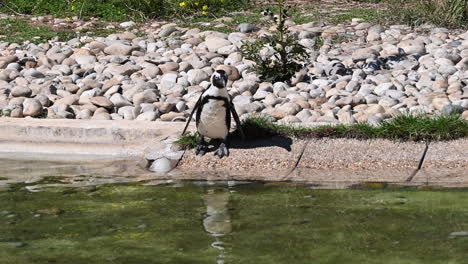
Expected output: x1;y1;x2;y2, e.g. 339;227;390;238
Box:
227;135;293;151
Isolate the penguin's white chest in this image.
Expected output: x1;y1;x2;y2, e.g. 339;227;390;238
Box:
198;99;229;140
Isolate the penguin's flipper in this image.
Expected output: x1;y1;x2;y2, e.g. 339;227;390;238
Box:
230;102;245;140
181;91;204;136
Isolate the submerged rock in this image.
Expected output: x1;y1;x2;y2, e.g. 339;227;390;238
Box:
149;157;178;173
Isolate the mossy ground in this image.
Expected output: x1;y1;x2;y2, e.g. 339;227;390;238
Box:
1;183;468;263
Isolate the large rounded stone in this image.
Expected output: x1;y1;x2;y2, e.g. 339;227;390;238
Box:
279;115;301;124
89;41;107;51
217;45;238;55
149;157;177;173
76;109;93;119
105;65;141;76
187;69;210;86
74;54;96;65
22;98;43;117
352;48;379;61
364;104;385;115
160;112;184;121
133;90;159;105
233;80;259;94
462;111;468;120
442;104;464;115
34;94;51;107
11;86;32;97
367;25;384;42
23;69;45;78
215;65;240;81
92;112;111;120
120;21;136;28
159;25;177;37
204;37;231;53
142;65;161;79
432;97;451;111
10;106;24;118
159;62;179;74
64;83;80;93
158;102;176;114
398;40;426;55
374;83;395;96
136;111;158;121
55;95;79;105
110;93;132;108
90;96;114;109
278;102;301;116
337;110;356;125
103;43;136;55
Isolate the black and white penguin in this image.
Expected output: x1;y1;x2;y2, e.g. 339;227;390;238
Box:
260;6;293;24
362;48;409;74
324;61;353;77
261;8;273;17
182;70;243;158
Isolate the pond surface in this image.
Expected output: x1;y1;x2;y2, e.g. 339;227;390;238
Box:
1;180;468;264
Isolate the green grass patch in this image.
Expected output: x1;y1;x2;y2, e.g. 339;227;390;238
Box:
377;114;467;141
347;0;467;28
177;114;468;149
243;113;468;141
290;5;320;25
0;18;119;44
329;8;381;24
179;12;263;33
0;18;74;44
179;4;319;33
0;0;252;22
384;0;467;28
175;132;200;150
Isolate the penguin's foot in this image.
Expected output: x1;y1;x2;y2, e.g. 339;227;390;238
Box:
214;143;229;158
195;144;208;156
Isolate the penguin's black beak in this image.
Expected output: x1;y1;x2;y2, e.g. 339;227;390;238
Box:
212;70;228;88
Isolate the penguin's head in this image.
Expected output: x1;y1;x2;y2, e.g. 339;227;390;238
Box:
211;70;228;88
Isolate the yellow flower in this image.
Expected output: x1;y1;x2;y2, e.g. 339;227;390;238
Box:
194;2;199;6
202;11;208;15
66;17;71;22
202;5;208;10
71;5;76;11
179;2;187;7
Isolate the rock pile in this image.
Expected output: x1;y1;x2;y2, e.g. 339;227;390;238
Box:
1;19;467;124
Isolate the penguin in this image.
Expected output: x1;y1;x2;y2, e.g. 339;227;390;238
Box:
260;5;293;24
261;8;273;17
361;48;409;74
324;61;353;77
181;70;244;158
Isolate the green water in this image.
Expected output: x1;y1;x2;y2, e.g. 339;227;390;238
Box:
1;182;468;264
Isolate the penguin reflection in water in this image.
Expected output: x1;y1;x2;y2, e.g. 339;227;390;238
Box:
182;70;244;158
